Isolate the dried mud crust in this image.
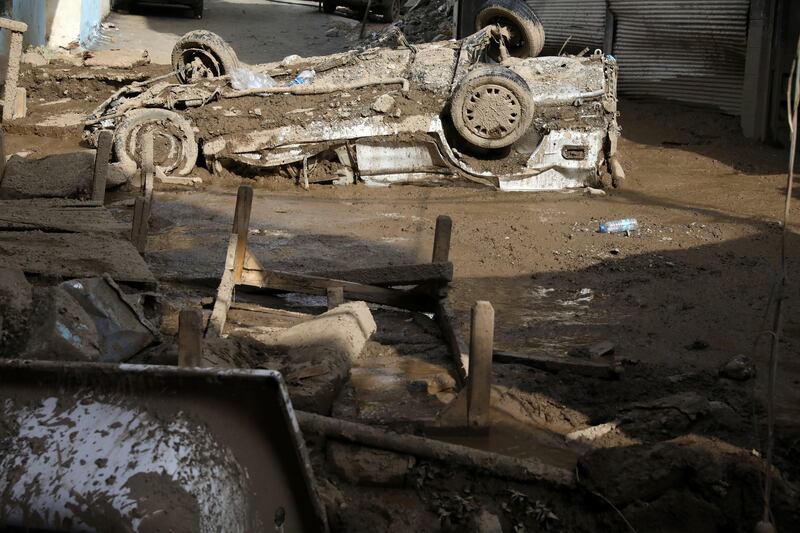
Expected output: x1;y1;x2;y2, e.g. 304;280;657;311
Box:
186;87;442;138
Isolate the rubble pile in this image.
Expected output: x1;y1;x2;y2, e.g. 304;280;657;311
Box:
368;0;455;45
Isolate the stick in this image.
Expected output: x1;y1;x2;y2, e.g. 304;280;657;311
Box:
296;411;573;486
2;29;24;122
432;215;452;263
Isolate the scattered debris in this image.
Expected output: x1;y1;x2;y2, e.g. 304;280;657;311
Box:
83;48;150;68
720;354;756;381
371;93;395;114
568;340;615;358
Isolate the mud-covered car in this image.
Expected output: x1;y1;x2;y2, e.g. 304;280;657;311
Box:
85;0;623;192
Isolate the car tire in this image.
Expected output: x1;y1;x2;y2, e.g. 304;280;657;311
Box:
322;0;337;14
474;0;545;60
172;30;239;84
449;65;534;150
114;109;198;179
381;0;400;22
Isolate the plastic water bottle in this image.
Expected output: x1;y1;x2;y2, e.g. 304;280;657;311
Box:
289;69;315;86
598;218;638;234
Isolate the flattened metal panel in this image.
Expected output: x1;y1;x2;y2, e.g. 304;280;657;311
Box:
527;0;608;54
609;0;750;115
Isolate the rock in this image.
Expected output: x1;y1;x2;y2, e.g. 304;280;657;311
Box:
83;48;150;69
22;50;48;66
325;27;340;37
720;354;756;381
468;510;503;533
585;186;607;197
327;441;414;487
371;94;395;114
0;267;33;355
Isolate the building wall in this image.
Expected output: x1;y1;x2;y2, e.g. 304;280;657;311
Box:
7;0;110;49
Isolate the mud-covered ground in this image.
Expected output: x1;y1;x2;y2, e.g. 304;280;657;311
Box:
5;59;800;531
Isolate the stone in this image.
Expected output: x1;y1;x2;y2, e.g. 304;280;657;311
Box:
468;509;503;533
83;49;150;69
371;94;395;114
21;50;48;66
720;354;756;381
0;266;32;355
325;27;340;37
327;441;414;487
585;186;607;197
569;340;615;358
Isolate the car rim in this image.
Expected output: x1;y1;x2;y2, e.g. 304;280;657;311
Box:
125;124;185;174
485;15;525;53
179;46;223;81
463;84;520;140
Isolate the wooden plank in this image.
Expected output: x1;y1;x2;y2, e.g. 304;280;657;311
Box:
231;185;253;282
131;197;147;253
238;268;435;312
178;309;203;367
0;231;156;285
312;262;453;287
0;202;128;233
432;215;452;263
467;301;494;432
92;130;113;203
493;350;623;379
206;234;239;338
435;299;468;387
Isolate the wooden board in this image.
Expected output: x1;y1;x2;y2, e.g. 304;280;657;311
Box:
312;262;453;287
0;199;127;233
0;231;156;286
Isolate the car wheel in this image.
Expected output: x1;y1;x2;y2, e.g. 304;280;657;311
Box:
171;30;239;84
474;0;545;60
449;66;534;150
114;109;198;179
381;0;400;22
322;0;337;14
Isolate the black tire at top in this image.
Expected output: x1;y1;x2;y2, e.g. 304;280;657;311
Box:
381;0;401;23
449;65;534;150
171;30;240;84
474;0;545;60
322;0;337;14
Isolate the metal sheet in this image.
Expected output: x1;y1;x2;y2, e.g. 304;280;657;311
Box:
0;361;327;532
609;0;750;115
527;0;608;54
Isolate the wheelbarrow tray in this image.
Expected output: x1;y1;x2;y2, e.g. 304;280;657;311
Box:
0;359;326;532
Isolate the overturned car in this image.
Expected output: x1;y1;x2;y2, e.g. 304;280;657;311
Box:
85;1;623;191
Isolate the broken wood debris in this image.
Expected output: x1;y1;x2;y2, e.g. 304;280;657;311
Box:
494;350;623;379
130;131;155;253
297;410;574;487
0;16;28;122
91;130;113;203
178;309;203;367
0;199;127;233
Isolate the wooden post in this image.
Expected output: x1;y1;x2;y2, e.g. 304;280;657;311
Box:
231;185;253;282
131;197;147;253
2;26;25;122
178;309;203;367
327;286;344;309
92;130;113;203
467;301;494;432
432;215;452;263
206;234;239;338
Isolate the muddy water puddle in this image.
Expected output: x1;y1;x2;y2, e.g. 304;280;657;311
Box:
434;411;579;471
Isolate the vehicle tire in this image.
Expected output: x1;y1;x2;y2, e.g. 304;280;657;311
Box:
322;0;337;14
171;30;239;84
114;109;198;179
474;0;545;60
449;66;534;150
380;0;400;22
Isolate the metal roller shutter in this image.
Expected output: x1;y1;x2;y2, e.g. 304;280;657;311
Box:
609;0;750;115
527;0;608;54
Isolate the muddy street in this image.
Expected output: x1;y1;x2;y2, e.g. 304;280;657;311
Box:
1;1;799;532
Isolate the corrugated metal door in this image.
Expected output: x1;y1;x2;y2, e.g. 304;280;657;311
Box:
527;0;608;54
609;0;750;115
